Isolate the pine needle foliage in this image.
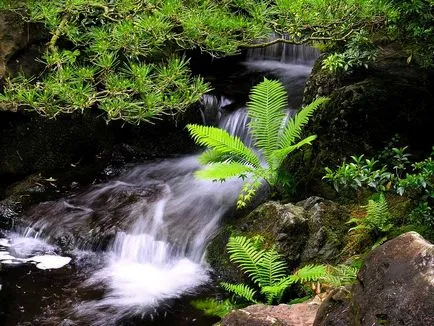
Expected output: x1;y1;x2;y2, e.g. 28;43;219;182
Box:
187;79;328;208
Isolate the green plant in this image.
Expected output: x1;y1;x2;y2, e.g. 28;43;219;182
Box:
191;298;234;318
187;79;328;208
221;235;357;305
347;194;393;250
323;155;393;193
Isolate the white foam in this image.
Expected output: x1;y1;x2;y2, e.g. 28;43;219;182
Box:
0;238;10;247
26;255;72;270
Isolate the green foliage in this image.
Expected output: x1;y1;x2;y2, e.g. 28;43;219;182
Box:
346;194;393;251
323;155;393;193
191;298;234;318
324;146;434;228
188;79;328;208
222;235;358;305
348;194;393;233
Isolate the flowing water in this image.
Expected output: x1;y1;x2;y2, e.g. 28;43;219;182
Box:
0;43;319;325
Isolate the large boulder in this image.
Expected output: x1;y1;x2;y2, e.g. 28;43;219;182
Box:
288;52;434;198
314;232;434;326
221;302;320;326
207;197;350;282
351;231;434;326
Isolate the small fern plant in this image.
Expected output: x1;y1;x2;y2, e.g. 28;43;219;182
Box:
187;79;328;208
347;194;393;250
221;235;357;305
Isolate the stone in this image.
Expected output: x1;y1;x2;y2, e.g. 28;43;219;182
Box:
221;302;320;326
314;232;434;326
350;231;434;326
287;51;434;198
207;197;350;282
313;287;351;326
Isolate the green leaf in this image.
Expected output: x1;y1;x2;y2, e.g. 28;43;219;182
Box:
247;78;287;166
195;162;254;181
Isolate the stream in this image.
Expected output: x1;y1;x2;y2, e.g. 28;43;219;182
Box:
0;42;319;325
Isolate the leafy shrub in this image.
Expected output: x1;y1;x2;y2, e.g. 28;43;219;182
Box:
188;79;328;208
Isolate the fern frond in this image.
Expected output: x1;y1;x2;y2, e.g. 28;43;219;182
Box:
270;134;317;169
187;124;261;167
321;264;358;286
260;283;288;305
220;282;258;303
237;177;263;208
198;149;231;164
226;236;266;285
278;97;328;149
257;248;287;287
247;78;287;166
291;264;327;283
195;162;254;181
365;194;390;231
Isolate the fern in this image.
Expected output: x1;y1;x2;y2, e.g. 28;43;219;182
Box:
187;79;328;208
220;282;258;303
290;264;327;283
187;124;261;168
195;162;254;181
219;235;358;307
247;78;287;166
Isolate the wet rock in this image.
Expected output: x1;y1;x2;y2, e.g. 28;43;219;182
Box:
297;197;350;265
18;182;169;252
207;197;350;281
221;302;320;326
350;231;434;326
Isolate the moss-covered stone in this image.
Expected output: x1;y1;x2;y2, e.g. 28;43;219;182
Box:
286;51;434;199
207;197;351;282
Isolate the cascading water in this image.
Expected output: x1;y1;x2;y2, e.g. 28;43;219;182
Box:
0;42;319;325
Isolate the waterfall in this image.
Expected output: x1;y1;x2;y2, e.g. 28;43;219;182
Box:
0;41;319;325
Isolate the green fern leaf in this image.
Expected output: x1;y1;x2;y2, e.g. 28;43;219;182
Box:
237;177;263;208
195;162;254;181
187;124;261;167
270;134;317;169
291;264;327;283
220;282;258;303
198;149;231;164
278;97;328;150
226;236;267;285
247;78;287;166
256;248;287;287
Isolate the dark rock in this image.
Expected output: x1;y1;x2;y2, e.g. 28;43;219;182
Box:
221;302;320;326
17;182;168;251
207;198;350;282
350;231;434;326
0;9;46;82
289;52;434;198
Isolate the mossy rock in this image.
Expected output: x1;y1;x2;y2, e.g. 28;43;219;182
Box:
287;50;434;199
207;197;351;283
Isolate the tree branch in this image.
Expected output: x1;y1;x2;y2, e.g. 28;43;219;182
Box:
241;29;355;49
